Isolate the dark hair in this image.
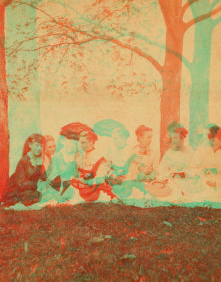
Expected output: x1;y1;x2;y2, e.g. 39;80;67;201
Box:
80;130;98;143
135;125;152;138
22;134;45;157
205;123;219;130
208;126;220;140
60;130;79;140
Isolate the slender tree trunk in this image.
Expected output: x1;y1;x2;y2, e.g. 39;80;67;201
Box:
189;20;213;150
160;27;184;157
7;4;42;174
0;5;9;199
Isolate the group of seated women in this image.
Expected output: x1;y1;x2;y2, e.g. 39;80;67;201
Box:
2;121;221;210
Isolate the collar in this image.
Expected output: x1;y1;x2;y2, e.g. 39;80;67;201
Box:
27;152;42;167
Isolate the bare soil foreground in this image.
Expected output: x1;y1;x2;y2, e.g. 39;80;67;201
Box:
0;203;220;281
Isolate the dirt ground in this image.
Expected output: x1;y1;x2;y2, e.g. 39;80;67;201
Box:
0;203;221;281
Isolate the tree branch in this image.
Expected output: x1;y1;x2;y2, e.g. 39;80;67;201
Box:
165;45;192;71
7;33;75;57
127;31;192;71
52;0;123;37
19;30;164;75
15;0;193;75
14;0;164;74
106;38;164;74
181;0;199;19
15;1;88;37
21;37;101;51
185;3;221;30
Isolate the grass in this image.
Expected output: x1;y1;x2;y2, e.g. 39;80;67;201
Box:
0;203;221;281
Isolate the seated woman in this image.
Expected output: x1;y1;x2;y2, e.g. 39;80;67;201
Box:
164;121;184;152
105;127;141;199
187;125;221;202
38;129;78;202
71;131;116;202
148;127;194;202
2;134;45;207
37;129;79;204
159;127;193;177
191;125;221;176
129;125;159;182
122;125;161;199
42;135;56;170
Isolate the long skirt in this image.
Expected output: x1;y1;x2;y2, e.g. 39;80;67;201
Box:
2;188;41;207
37;180;75;203
71;179;116;202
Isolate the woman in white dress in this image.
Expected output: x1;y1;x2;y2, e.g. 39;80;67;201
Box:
126;125;160;199
149;127;194;203
187;125;221;203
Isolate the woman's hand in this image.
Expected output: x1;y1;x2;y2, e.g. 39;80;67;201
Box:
142;166;153;175
205;170;212;176
206;180;216;187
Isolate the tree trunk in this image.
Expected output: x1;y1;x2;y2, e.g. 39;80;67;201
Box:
189;20;213;150
0;5;9;199
7;4;42;174
160;27;184;157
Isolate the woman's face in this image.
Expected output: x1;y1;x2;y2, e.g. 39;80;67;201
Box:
45;140;56;157
79;136;95;152
112;132;127;149
63;138;77;153
29;141;42;157
139;131;152;147
171;133;183;149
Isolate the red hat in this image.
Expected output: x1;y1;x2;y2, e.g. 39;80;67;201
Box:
60;122;92;140
80;130;98;143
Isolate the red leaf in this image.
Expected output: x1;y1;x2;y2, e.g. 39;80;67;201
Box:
30;264;38;274
140;231;147;234
197;216;206;222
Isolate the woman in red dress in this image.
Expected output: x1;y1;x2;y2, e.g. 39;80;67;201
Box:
71;131;117;202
